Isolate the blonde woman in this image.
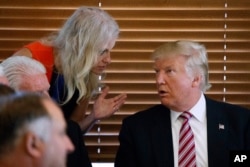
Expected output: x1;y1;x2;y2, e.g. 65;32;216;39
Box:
13;6;127;167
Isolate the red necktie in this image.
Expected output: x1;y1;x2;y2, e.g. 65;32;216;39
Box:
178;111;196;167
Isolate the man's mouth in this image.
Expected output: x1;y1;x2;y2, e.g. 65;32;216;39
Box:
158;90;168;96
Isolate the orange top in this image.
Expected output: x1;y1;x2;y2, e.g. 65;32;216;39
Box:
24;41;54;81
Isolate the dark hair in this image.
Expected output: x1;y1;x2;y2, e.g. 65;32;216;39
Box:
0;84;15;96
0;92;51;155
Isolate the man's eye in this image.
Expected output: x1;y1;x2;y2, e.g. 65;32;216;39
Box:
166;69;174;73
167;69;172;72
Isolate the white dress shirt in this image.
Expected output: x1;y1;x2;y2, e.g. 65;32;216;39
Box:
171;93;208;167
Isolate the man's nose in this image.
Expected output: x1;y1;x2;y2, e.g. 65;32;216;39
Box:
156;72;165;84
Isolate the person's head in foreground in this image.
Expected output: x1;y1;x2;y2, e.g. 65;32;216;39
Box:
0;92;74;167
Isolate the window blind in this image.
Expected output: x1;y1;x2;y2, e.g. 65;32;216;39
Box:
0;0;249;162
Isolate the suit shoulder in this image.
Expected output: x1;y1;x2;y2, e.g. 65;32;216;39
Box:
123;104;169;123
207;97;250;115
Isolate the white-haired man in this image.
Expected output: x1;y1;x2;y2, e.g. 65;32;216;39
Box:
1;56;50;97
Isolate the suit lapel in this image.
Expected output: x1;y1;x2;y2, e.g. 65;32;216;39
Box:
151;106;174;167
147;98;230;167
206;98;229;167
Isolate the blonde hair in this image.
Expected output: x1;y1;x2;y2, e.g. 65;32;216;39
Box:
152;40;211;92
43;7;119;104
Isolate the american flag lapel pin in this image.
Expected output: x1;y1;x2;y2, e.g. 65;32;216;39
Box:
219;123;225;130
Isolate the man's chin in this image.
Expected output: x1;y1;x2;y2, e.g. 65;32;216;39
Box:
160;99;171;106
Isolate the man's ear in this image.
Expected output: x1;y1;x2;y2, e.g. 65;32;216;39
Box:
24;132;44;158
192;75;202;87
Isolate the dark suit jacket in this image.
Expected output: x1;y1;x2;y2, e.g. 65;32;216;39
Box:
115;97;250;167
67;120;92;167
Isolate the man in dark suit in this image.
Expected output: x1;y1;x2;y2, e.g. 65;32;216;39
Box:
115;40;250;167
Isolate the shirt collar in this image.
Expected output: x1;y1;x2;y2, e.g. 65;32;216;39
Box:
171;93;206;123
